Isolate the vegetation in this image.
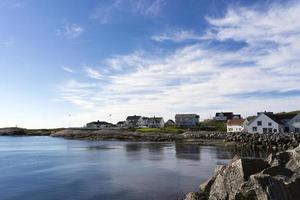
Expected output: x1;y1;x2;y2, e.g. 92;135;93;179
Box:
135;126;185;134
198;120;227;132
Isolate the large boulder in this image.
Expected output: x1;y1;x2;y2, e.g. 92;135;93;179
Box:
235;174;289;200
267;145;300;172
208;158;269;200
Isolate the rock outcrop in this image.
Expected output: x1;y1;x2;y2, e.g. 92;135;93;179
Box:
184;145;300;200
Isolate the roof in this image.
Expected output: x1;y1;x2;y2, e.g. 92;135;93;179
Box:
175;114;199;118
148;117;163;122
227;119;246;126
216;112;233;116
264;112;284;125
166;119;175;123
117;121;125;124
126;115;142;121
87;121;111;125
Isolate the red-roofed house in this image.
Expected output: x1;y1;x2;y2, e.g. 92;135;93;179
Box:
227;119;247;133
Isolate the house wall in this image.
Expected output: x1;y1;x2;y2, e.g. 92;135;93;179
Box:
288;113;300;133
247;114;283;134
175;116;199;127
227;125;244;133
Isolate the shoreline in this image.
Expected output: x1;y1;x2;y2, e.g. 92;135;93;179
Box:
0;127;299;151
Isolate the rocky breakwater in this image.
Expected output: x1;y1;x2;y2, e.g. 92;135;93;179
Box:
183;145;300;200
225;133;300;150
51;128;185;142
0;127;62;136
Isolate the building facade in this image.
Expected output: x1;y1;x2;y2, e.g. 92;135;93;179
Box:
213;112;241;121
125;115;142;128
147;117;165;128
247;112;284;134
287;113;300;133
227;119;247;133
86;121;113;129
175;114;199;127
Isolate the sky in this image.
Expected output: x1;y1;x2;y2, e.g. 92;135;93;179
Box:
0;0;300;128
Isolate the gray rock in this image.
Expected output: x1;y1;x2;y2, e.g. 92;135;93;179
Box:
208;158;269;200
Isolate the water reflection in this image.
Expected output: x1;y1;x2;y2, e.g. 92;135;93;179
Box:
124;142;171;153
0;137;274;200
175;144;201;160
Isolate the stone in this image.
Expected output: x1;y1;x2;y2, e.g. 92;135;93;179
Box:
235;174;289;200
183;192;206;200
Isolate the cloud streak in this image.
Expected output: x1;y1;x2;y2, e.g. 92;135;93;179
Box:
58;1;300;124
90;0;166;24
56;23;84;39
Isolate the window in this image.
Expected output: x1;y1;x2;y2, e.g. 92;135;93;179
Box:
274;129;277;133
257;121;262;126
263;128;268;133
253;127;257;132
295;128;299;133
268;122;272;126
268;128;272;133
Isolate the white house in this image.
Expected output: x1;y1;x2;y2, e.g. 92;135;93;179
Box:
227;119;247;133
86;121;113;129
247;112;284;134
175;114;199;127
287;113;300;133
147;117;165;128
126;115;142;128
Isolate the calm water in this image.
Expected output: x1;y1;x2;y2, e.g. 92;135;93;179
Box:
0;136;269;200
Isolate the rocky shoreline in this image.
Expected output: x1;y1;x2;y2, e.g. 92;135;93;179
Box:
183;145;300;200
1;128;300;150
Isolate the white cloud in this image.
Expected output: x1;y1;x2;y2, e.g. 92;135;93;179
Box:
56;23;84;39
85;67;104;80
151;30;205;42
58;1;300;125
90;0;166;24
62;66;76;73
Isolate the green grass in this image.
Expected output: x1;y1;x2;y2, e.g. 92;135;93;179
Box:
136;126;184;134
198;120;227;132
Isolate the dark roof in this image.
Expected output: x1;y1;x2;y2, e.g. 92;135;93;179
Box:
117;121;126;124
126;115;142;121
216;112;233;116
263;113;284;125
166;119;175;123
175;114;199;118
87;121;111;125
148;117;163;122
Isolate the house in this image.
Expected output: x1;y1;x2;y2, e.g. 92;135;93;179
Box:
147;117;165;128
247;112;284;134
227;119;247;133
213;112;241;121
138;117;149;127
125;115;142;128
165;119;175;127
287;113;300;133
116;121;126;128
86;120;113;129
175;114;199;127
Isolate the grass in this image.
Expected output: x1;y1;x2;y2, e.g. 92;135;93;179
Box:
198;120;227;132
136;126;185;134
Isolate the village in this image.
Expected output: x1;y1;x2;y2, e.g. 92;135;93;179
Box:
85;110;300;134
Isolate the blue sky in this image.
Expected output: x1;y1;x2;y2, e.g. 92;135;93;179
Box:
0;0;300;128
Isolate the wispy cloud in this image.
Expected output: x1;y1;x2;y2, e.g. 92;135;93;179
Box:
151;30;205;42
56;23;84;39
62;66;76;73
85;67;104;80
58;1;300;123
90;0;166;24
